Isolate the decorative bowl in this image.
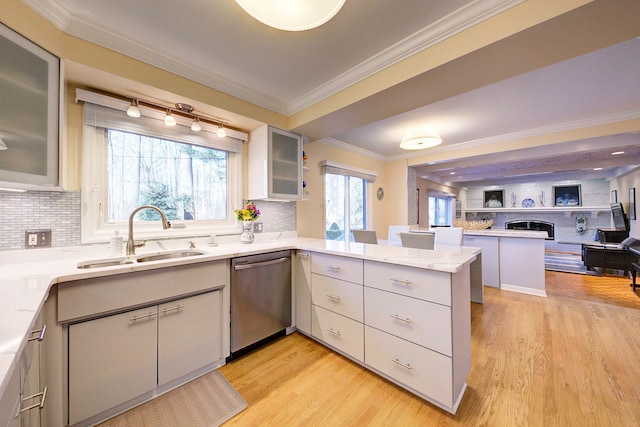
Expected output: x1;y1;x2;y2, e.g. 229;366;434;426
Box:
453;219;494;230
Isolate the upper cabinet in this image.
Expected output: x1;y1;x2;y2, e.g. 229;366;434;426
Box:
0;24;61;190
247;125;303;201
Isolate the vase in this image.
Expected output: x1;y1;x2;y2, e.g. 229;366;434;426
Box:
240;221;254;244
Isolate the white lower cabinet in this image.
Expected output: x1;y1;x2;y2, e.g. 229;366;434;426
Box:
293;251;312;334
311;306;364;361
364;326;453;408
0;363;20;427
158;292;222;385
68;290;222;425
68;306;157;425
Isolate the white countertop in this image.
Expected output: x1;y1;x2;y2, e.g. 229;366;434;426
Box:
0;236;478;397
462;229;549;239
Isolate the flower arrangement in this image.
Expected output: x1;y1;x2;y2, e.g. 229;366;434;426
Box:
235;201;261;221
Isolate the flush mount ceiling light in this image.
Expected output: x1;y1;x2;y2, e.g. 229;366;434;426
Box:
126;99;140;118
234;0;346;31
400;125;442;150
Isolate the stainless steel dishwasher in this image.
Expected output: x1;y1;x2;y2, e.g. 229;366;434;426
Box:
230;250;292;358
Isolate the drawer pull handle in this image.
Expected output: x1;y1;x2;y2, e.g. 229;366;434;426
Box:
391;358;413;370
326;264;341;271
390;314;412;323
161;304;185;314
391;278;411;286
326;328;341;336
129;312;157;322
326;293;342;302
28;324;47;342
20;386;47;412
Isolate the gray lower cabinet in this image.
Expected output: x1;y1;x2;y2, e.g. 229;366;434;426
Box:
68;290;222;425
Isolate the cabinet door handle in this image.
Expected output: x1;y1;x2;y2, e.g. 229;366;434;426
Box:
390;314;412;323
20;386;47;412
161;304;185;314
326;264;341;271
326;293;341;302
28;324;47;342
390;358;413;370
129;312;157;322
390;278;411;286
326;328;341;336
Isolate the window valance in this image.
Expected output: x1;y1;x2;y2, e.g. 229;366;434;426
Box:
320;160;377;182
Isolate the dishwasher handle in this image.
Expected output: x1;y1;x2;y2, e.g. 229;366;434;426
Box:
233;256;290;271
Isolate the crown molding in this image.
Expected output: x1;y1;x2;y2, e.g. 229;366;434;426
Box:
22;0;73;30
317;138;387;162
286;0;524;114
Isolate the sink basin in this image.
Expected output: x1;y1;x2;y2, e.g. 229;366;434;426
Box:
77;249;207;269
77;258;135;269
136;249;207;263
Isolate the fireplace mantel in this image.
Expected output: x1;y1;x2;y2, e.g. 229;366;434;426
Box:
465;206;610;218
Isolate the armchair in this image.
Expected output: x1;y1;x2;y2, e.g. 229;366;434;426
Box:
581;237;640;278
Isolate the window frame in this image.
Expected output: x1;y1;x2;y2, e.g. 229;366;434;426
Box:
323;171;374;242
80;121;243;244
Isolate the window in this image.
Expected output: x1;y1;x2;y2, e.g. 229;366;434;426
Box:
321;161;376;242
428;195;452;227
79;90;244;243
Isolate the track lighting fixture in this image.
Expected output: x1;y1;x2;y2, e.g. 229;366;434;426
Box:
164;109;176;126
190;117;202;132
216;124;226;138
126;99;140;118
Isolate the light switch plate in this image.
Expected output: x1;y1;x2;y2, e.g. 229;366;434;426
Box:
25;229;52;248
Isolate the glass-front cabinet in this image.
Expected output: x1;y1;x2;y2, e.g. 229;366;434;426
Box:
0;23;60;190
247;125;303;200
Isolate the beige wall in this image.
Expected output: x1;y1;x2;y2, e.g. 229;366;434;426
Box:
296;142;392;239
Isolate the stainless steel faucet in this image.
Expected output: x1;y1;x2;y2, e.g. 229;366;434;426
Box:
126;205;171;255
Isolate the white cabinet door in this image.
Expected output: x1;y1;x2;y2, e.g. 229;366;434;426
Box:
311;274;363;322
294;251;312;334
247;125;302;200
20;312;46;427
311;252;363;285
68;307;157;425
158;291;223;386
0;364;20;427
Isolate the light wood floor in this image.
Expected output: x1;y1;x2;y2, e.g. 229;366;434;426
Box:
220;272;640;426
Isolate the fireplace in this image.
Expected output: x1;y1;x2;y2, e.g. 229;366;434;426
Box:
505;220;554;240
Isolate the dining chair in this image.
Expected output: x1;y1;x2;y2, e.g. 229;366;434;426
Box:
434;227;463;246
387;225;410;246
352;230;378;244
399;232;434;249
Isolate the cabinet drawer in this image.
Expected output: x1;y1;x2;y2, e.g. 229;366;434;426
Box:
312;274;363;322
311;252;363;284
365;260;451;306
365;326;453;408
365;287;451;356
312;306;363;361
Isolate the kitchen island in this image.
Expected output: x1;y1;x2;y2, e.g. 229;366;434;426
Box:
0;237;477;424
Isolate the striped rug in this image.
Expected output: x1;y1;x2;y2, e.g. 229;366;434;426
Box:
97;371;247;427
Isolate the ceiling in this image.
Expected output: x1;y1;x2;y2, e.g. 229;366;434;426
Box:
22;0;640;186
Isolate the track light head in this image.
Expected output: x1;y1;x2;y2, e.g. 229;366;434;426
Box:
126;99;140;118
216;125;226;138
164;109;176;126
191;117;202;132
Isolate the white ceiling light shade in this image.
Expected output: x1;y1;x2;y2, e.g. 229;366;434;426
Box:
126;99;140;118
190;117;202;132
400;125;442;150
234;0;346;31
164;109;176;126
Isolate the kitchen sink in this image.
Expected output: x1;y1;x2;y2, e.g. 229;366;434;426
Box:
77;249;208;269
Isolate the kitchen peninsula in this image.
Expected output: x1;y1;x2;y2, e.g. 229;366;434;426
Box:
0;237;477;425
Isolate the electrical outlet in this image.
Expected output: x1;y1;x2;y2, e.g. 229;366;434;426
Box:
253;222;263;233
25;230;52;248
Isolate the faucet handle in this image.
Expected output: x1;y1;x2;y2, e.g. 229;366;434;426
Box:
134;239;147;249
188;240;196;249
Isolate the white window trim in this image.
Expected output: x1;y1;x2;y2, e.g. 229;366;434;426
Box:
79;91;247;244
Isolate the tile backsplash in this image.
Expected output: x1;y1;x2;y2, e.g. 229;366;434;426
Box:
0;192;296;250
0;191;81;250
